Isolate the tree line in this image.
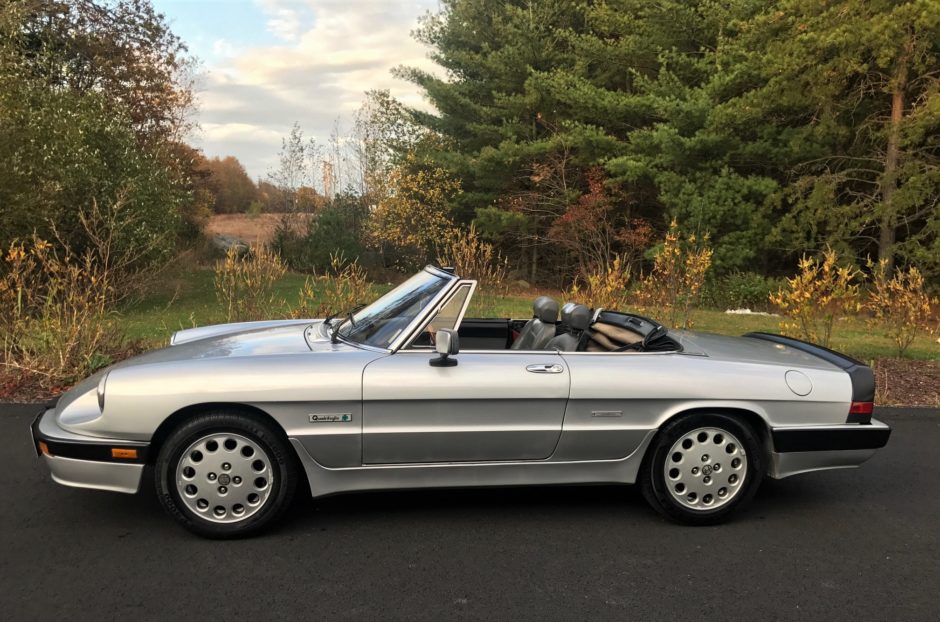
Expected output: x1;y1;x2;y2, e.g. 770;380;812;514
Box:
390;0;940;284
3;0;937;292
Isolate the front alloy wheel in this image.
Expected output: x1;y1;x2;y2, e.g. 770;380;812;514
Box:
642;413;763;525
156;411;299;538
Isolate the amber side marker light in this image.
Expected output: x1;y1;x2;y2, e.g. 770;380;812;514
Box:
111;448;138;460
38;441;50;456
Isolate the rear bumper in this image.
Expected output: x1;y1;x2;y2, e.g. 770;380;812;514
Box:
769;419;891;479
30;409;148;494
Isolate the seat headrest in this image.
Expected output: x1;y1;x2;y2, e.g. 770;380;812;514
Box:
532;296;559;323
561;303;592;331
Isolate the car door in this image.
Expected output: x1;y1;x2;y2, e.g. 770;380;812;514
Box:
361;350;570;463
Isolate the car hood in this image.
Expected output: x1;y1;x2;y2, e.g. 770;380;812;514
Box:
64;321;335;391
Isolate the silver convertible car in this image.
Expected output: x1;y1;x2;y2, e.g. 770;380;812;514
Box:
31;265;890;537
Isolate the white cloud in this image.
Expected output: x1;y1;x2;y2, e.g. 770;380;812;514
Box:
256;0;307;42
202;122;283;143
211;38;237;58
189;0;440;179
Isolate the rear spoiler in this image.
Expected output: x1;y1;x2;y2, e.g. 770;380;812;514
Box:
743;332;875;423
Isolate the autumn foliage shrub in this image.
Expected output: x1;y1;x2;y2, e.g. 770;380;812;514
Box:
292;253;371;319
0;237;121;385
633;220;712;328
436;224;507;288
867;259;937;357
214;245;287;322
546;167;654;280
367;154;460;269
567;255;631;311
769;248;861;348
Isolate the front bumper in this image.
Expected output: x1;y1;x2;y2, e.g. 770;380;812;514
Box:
769;418;891;479
30;408;149;494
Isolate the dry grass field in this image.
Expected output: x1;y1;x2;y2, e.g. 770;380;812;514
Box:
204;213;312;245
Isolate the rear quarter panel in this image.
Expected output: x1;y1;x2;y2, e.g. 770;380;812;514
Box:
554;351;851;460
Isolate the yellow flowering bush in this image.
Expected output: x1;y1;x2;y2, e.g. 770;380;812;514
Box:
769;247;861;347
634;220;712;328
867;259;937;357
567;254;631;311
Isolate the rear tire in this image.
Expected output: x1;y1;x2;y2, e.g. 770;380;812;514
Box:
155;411;299;538
641;413;763;525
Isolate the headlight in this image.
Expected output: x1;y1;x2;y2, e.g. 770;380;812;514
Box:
97;372;109;411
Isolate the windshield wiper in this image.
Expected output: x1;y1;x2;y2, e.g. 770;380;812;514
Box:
330;304;365;344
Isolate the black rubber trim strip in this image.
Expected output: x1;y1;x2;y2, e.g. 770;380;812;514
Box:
31;414;149;464
772;426;891;453
29;411;43;457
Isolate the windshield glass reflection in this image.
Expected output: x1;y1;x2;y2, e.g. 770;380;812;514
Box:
337;269;451;349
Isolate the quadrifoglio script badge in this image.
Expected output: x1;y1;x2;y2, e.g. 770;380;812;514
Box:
308;413;353;423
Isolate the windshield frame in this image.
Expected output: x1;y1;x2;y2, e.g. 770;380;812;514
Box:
332;265;460;352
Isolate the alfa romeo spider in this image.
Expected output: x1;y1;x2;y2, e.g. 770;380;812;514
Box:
31;265;891;537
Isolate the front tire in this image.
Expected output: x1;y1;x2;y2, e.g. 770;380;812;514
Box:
155;411;299;538
641;413;763;525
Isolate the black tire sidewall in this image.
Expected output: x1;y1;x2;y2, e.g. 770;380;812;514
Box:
642;413;763;525
155;412;298;538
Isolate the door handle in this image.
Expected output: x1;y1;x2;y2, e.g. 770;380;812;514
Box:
526;363;564;374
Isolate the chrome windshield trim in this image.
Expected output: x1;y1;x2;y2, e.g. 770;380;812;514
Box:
334;335;391;354
424;264;458;279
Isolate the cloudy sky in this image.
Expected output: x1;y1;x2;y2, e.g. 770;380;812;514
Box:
151;0;440;179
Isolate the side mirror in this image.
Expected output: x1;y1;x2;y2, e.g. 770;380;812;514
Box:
430;328;459;367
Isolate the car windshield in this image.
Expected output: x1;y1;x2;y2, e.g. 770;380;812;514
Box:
336;268;452;349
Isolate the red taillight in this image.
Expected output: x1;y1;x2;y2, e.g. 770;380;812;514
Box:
849;401;874;415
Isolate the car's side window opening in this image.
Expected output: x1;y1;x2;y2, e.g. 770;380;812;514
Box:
408;284;472;348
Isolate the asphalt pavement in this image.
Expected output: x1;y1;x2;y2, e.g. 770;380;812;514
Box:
1;405;938;621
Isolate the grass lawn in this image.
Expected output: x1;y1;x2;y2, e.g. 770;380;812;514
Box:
119;268;939;364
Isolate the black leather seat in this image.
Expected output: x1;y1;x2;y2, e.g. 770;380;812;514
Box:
545;303;592;351
511;296;559;350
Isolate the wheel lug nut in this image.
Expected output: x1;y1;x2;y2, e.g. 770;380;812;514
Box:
222;462;231;471
233;476;242;485
208;472;217;481
714;464;721;471
704;476;711;484
701;454;709;462
219;486;228;494
691;467;699;475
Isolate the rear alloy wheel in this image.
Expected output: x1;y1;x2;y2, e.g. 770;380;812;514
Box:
641;413;763;525
155;412;299;538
